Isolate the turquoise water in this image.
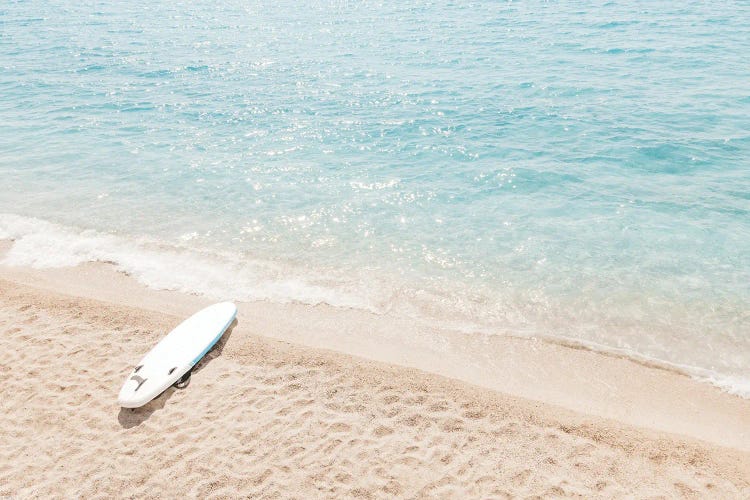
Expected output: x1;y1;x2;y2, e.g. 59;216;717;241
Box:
1;1;749;395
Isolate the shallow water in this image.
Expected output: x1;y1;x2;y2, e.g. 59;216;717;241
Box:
1;1;749;395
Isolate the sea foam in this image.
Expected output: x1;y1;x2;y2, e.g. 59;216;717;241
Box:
3;211;750;399
0;213;383;312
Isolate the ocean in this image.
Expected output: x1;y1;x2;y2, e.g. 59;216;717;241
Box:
1;0;749;396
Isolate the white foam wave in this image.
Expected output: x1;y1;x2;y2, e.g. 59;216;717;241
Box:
0;213;383;312
2;212;750;400
695;372;750;399
542;333;750;400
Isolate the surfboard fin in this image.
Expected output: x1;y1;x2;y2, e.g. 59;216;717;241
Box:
174;369;192;389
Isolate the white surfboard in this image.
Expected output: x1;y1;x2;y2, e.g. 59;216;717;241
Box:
118;302;237;408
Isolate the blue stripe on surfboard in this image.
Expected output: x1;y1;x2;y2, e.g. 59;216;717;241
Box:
190;313;236;366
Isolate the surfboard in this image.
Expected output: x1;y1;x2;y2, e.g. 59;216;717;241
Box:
118;302;237;408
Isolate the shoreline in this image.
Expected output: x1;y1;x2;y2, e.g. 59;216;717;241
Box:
1;239;749;452
3;212;748;403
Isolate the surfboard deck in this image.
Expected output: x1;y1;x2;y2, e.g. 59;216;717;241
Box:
118;302;237;408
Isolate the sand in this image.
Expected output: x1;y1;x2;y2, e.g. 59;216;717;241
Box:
1;254;749;497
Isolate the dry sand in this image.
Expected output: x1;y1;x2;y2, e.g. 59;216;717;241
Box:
1;255;749;497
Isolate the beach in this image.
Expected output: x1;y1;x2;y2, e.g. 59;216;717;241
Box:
2;1;750;496
1;244;748;498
